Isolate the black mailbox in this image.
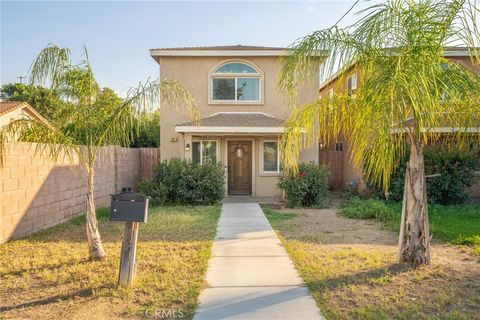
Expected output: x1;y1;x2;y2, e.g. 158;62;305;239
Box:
110;189;149;223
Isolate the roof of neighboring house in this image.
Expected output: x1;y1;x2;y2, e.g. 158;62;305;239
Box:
318;46;480;91
175;112;286;134
0;101;52;127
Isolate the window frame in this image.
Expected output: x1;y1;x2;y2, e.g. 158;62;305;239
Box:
347;74;357;96
260;139;282;174
192;139;219;165
209;60;263;105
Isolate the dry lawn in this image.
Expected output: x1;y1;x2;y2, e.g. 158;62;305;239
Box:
264;207;480;320
0;205;220;320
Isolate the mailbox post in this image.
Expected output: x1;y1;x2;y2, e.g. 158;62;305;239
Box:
110;187;149;286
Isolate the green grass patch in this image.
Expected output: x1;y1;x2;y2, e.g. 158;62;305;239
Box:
262;207;295;228
340;196;480;254
1;205;221;319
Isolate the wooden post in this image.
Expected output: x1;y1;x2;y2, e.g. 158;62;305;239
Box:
118;221;140;286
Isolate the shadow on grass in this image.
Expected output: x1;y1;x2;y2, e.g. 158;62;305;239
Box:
20;205;221;244
1;258;92;278
307;263;412;291
0;284;115;312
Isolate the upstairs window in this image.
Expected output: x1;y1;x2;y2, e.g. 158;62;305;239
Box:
211;62;261;102
347;74;357;96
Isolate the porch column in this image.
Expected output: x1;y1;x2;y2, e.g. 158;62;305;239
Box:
184;133;192;161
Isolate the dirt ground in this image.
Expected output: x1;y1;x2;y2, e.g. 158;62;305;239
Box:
270;207;480;319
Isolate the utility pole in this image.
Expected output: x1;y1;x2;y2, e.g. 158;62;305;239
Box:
16;76;26;84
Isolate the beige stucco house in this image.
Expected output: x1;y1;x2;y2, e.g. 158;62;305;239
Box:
0;101;51;128
150;45;319;197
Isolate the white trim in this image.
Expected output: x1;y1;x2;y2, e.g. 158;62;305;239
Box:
392;127;480;133
150;49;289;57
208;59;264;105
176;126;285;133
208;112;273;116
260;139;282;175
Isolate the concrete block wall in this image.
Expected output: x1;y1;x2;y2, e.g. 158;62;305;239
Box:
0;143;143;243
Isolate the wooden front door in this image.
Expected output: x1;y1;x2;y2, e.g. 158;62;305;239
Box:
228;141;252;195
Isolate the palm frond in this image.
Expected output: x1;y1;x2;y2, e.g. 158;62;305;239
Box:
29;44;71;90
279;0;480;190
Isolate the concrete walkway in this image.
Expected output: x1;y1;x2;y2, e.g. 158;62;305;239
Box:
194;203;323;320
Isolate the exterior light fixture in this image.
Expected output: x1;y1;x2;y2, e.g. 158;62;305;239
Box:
185;143;190;151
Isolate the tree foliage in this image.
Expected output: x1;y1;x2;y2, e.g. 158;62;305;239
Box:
278;0;480;190
0;83;64;121
0;44;198;259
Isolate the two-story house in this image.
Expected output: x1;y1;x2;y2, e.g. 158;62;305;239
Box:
317;47;480;196
149;45;319;198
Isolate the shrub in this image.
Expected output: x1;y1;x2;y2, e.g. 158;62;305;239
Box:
177;162;225;205
278;163;329;208
340;196;397;223
365;146;480;205
139;159;225;205
138;179;167;206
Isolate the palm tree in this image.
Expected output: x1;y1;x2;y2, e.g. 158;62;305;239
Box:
278;0;480;266
0;45;198;260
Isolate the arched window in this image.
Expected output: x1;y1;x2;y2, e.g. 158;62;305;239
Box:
211;62;261;102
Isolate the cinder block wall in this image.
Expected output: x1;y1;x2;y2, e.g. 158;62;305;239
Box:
0;143;142;243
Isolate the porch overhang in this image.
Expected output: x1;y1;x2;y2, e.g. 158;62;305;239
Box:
175;126;285;134
175;112;286;135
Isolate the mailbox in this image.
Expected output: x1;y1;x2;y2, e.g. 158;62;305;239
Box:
110;189;149;223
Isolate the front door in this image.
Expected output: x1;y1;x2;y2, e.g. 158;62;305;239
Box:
228;141;252;195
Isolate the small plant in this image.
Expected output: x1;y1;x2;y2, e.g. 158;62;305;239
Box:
139;159;225;205
278;163;329;208
340;196;397;223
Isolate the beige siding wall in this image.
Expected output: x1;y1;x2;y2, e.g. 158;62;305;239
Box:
157;55;319;197
0;143;141;243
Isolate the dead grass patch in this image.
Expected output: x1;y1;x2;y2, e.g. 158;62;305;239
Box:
265;207;480;319
0;205;220;320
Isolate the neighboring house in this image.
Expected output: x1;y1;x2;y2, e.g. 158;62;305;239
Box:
318;47;480;195
0;101;51;128
150;45;319;197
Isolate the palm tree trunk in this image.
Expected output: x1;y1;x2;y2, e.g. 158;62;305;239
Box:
397;138;431;266
86;167;106;260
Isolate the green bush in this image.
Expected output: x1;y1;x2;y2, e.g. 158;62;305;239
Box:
366;146;480;205
278;163;329;208
340;196;397;223
138;159;225;205
177;162;226;205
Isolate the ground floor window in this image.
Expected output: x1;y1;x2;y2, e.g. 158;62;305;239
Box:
262;140;281;173
192;140;217;164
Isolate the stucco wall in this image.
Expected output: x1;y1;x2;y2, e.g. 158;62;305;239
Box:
156;54;319;197
157;55;318;158
0;143;141;243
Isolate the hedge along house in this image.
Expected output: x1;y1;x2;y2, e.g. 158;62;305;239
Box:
317;47;480;196
150;45;319;197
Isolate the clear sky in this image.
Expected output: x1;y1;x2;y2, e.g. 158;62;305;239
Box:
1;0;359;96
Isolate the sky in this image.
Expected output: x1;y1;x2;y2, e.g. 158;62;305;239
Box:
1;0;361;96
